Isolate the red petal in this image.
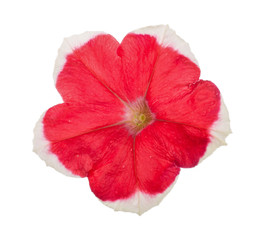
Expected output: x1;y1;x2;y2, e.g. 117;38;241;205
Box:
131;25;198;65
117;25;200;102
49;135;93;178
36;103;124;177
48;125;134;180
55;34;126;104
117;33;160;101
43;103;124;142
137;121;209;169
146;46;200;101
84;126;136;200
33;114;79;177
87;124;181;214
135;124;180;194
148;80;221;130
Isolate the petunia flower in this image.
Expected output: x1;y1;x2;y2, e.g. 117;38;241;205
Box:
33;25;231;215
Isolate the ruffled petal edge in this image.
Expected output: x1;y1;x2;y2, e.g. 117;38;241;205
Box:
131;24;198;66
100;176;179;215
33;112;80;177
53;31;105;84
199;96;231;163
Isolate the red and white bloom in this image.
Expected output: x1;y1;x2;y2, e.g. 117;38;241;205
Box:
33;25;231;215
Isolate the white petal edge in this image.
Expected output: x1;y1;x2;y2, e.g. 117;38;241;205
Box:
199;96;231;163
33;112;79;178
101;176;179;215
131;25;199;66
53;31;105;84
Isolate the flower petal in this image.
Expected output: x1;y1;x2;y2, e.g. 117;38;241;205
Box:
117;32;160;101
199;97;231;163
87;124;180;215
149;80;221;129
54;31;104;81
33;102;124;177
54;32;126;104
148;81;231;165
103;123;180;215
132;25;198;65
43;103;124;142
103;179;178;215
117;25;200;102
138;121;210;168
87;126;137;201
135;126;181;193
102;118;212;214
33;113;80;177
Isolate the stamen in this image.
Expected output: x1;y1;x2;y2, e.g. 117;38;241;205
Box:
124;97;155;135
139;114;146;123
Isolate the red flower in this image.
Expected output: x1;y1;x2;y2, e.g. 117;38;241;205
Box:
33;25;231;214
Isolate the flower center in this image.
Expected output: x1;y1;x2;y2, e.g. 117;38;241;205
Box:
124;97;155;135
134;113;146;126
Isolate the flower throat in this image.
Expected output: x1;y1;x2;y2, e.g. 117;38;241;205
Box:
124;97;155;135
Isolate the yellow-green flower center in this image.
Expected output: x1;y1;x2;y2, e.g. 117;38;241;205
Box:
124;98;154;135
134;113;146;126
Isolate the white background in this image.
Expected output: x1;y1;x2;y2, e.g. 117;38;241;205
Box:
0;0;262;239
